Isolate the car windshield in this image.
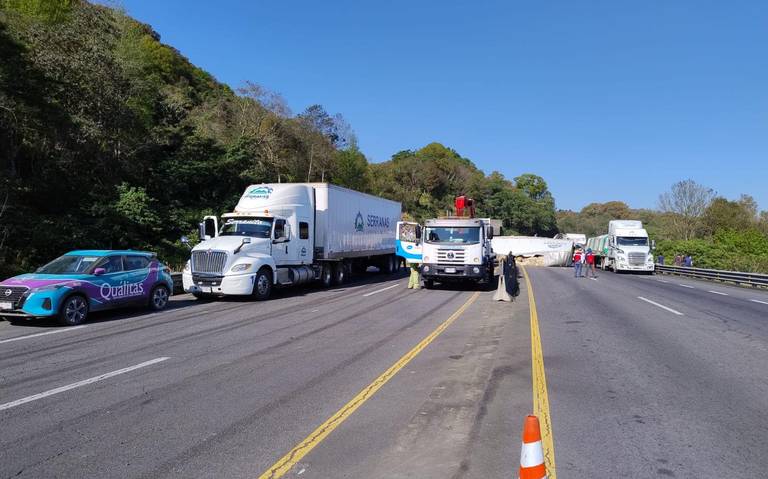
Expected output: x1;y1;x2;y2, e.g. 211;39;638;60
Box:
220;218;273;238
425;227;480;244
37;255;101;274
617;236;648;247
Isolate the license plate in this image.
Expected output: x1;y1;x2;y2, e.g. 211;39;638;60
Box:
444;267;456;273
202;286;213;293
0;301;13;310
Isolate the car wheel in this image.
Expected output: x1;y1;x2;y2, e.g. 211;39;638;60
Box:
332;262;346;285
58;295;89;326
321;264;333;287
149;285;170;311
252;268;273;301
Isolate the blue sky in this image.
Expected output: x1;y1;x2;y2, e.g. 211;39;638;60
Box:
116;0;767;212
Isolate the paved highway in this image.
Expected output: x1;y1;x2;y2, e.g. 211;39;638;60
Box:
1;267;767;478
528;267;768;478
0;272;531;479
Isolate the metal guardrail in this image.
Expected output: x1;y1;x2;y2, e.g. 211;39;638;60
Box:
656;265;768;288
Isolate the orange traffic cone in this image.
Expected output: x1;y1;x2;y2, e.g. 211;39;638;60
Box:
519;415;547;479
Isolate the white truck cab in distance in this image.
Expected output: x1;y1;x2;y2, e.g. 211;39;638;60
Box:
182;183;401;300
587;220;655;273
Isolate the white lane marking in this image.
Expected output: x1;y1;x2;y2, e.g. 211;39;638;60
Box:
750;299;768;305
589;278;598;281
362;283;401;297
657;280;669;283
637;297;684;316
0;326;86;345
678;284;695;289
0;357;169;412
708;290;729;296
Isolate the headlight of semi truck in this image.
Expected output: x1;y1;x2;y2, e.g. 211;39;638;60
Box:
423;256;429;262
183;261;191;273
230;263;252;273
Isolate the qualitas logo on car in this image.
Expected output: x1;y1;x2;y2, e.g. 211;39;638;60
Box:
245;186;274;199
99;281;145;301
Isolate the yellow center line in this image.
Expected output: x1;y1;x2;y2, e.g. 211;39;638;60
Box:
257;291;481;479
522;266;557;479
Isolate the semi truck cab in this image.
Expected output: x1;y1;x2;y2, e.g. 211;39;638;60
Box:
419;217;496;288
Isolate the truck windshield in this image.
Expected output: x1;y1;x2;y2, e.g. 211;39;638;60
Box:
617;236;648;247
220;218;273;238
37;255;101;274
425;227;480;244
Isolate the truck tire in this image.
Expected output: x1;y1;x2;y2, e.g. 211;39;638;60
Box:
320;264;333;288
57;294;89;326
332;262;346;285
423;279;434;289
252;268;273;300
383;255;395;274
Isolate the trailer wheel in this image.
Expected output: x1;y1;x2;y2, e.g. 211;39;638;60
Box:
252;268;273;300
382;255;394;274
320;264;333;288
332;262;346;285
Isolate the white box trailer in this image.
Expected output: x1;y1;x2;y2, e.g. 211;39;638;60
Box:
313;184;400;259
182;183;402;300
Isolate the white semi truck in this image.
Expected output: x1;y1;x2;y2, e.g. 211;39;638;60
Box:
586;220;655;273
182;183;402;300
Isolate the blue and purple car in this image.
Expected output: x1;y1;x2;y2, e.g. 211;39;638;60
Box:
0;250;174;326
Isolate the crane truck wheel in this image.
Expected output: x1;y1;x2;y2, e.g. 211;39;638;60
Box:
252;268;273;301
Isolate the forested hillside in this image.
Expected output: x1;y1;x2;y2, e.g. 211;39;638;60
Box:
0;0;557;276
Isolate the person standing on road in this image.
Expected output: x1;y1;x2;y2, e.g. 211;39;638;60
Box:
585;248;597;278
573;247;584;278
407;263;421;289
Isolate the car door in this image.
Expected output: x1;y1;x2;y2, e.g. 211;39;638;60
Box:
123;255;152;305
91;255;130;310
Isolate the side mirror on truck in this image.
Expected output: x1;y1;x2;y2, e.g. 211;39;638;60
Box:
651;239;656;250
199;216;219;240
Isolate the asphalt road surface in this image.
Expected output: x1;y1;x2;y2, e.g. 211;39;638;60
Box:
2;267;767;478
529;267;768;478
0;272;532;479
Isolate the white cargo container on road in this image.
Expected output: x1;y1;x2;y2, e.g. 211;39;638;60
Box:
182;183;402;300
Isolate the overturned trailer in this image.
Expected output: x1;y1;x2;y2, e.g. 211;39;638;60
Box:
490;236;574;266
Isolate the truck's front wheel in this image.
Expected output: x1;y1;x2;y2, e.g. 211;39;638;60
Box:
253;268;273;300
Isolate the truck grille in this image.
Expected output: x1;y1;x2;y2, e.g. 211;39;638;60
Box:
1;286;28;308
437;249;466;264
628;252;646;265
192;251;228;274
